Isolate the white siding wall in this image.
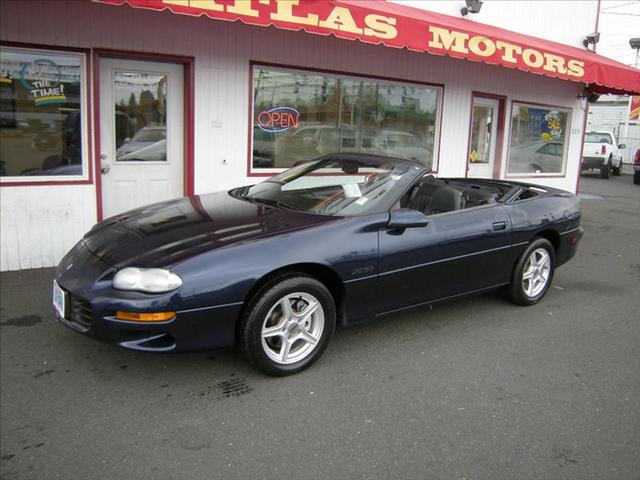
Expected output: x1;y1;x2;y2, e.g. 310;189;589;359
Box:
1;1;588;271
587;103;631;133
0;185;97;270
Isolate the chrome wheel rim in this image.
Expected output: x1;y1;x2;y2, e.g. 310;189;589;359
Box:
261;292;324;365
522;248;551;298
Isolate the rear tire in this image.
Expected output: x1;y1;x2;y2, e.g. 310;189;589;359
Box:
240;275;335;376
600;159;611;179
508;238;555;306
634;171;640;185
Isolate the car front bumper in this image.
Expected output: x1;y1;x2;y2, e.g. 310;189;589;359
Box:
54;241;242;352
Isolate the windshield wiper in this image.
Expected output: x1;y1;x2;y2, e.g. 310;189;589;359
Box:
250;197;298;211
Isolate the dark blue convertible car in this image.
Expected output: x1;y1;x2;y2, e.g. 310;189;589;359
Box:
53;154;583;375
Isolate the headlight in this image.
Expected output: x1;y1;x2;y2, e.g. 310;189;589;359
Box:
113;267;182;293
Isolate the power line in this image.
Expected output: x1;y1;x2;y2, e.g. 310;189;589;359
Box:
601;11;640;15
600;1;639;11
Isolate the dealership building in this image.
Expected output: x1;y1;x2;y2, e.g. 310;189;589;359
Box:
1;0;639;271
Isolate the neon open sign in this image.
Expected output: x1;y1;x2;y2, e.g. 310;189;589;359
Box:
257;106;300;133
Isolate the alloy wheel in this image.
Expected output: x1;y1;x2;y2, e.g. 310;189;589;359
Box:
260;292;325;365
522;247;551;298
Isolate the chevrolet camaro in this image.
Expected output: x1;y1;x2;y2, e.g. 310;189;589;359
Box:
53;154;583;375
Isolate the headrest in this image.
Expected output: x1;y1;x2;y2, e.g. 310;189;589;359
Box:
427;186;465;214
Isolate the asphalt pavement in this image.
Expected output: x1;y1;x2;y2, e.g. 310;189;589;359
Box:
1;172;639;480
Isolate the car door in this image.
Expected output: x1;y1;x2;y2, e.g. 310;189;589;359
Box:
376;204;512;314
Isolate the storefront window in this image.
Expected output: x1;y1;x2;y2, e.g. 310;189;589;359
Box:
506;102;570;175
251;66;441;171
0;46;87;180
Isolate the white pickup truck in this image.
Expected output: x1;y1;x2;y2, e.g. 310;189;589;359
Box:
581;130;625;179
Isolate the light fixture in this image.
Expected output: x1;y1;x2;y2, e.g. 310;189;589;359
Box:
577;87;599;103
583;32;600;51
461;0;483;16
630;38;640;68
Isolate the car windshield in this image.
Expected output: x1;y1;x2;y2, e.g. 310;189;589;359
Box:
585;133;612;144
241;156;426;216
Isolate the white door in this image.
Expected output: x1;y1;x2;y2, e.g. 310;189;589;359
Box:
99;58;184;218
467;97;499;179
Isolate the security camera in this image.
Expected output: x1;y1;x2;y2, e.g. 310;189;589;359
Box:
583;32;600;50
461;0;483;16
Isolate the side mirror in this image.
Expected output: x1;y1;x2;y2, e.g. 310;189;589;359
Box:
618;143;626;149
388;209;429;229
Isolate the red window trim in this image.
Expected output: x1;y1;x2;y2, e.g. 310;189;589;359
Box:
465;91;507;180
504;99;573;180
0;41;93;187
246;60;445;178
92;48;195;221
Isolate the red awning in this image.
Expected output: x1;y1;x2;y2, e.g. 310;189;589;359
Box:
95;0;640;95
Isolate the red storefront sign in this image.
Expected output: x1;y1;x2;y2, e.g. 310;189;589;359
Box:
94;0;640;95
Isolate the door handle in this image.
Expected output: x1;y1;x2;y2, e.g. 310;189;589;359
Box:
101;165;110;174
492;221;507;231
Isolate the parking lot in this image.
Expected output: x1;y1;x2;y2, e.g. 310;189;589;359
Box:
1;172;639;480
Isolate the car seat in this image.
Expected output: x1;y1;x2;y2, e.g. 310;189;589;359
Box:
407;177;443;212
425;186;466;215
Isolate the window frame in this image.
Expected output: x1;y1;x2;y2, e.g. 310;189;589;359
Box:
504;100;572;179
0;42;91;187
247;61;444;177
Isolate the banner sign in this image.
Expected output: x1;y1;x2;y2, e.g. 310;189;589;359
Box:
630;96;640;121
94;0;640;95
20;58;67;106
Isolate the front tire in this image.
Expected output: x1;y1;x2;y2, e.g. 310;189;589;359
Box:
240;275;336;376
508;238;555;306
633;171;640;185
612;160;622;176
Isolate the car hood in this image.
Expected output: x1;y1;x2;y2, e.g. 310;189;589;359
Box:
83;190;338;268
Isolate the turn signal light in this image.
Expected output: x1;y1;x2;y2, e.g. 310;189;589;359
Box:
115;311;176;322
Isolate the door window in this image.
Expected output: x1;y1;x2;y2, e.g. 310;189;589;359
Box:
113;72;167;162
469;104;494;164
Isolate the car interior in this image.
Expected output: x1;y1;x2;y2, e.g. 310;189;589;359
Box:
401;175;524;215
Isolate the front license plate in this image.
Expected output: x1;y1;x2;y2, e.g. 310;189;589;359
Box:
52;280;67;319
